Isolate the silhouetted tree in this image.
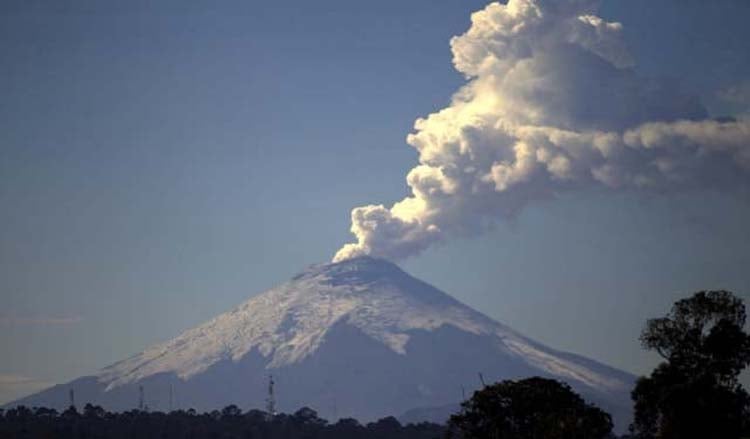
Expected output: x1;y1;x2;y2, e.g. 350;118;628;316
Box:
221;404;242;419
447;377;612;439
631;290;750;439
331;417;362;437
83;403;106;419
34;407;58;418
292;406;327;427
61;405;79;419
368;416;402;436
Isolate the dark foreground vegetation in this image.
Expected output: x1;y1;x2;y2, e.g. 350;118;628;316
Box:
0;405;445;439
628;290;750;439
447;377;613;439
2;290;749;439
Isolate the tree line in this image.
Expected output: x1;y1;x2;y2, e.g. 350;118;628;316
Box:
2;290;749;439
0;405;444;439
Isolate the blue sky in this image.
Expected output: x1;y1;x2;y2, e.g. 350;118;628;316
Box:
1;0;749;403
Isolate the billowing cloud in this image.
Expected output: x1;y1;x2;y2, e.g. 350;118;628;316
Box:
334;0;750;262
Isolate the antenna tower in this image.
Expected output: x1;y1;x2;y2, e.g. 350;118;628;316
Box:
266;375;276;416
169;383;174;412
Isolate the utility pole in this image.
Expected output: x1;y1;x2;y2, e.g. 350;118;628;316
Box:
139;385;145;411
478;372;487;387
69;389;75;409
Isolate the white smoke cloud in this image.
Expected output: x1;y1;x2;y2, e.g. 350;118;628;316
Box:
334;0;750;262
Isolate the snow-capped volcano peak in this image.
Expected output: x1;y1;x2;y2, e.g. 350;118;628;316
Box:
98;256;500;389
97;257;625;395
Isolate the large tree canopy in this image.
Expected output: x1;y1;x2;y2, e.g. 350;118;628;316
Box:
631;290;750;439
447;377;612;439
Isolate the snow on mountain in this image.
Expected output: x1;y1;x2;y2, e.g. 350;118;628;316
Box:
9;256;635;429
99;257;625;393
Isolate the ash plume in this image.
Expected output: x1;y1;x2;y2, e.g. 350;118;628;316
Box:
335;0;750;262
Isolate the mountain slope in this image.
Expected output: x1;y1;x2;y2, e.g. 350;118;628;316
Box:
10;257;635;428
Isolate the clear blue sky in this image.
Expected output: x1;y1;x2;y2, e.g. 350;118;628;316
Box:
1;0;749;403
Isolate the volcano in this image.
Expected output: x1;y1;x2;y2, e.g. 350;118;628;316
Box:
10;256;634;428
